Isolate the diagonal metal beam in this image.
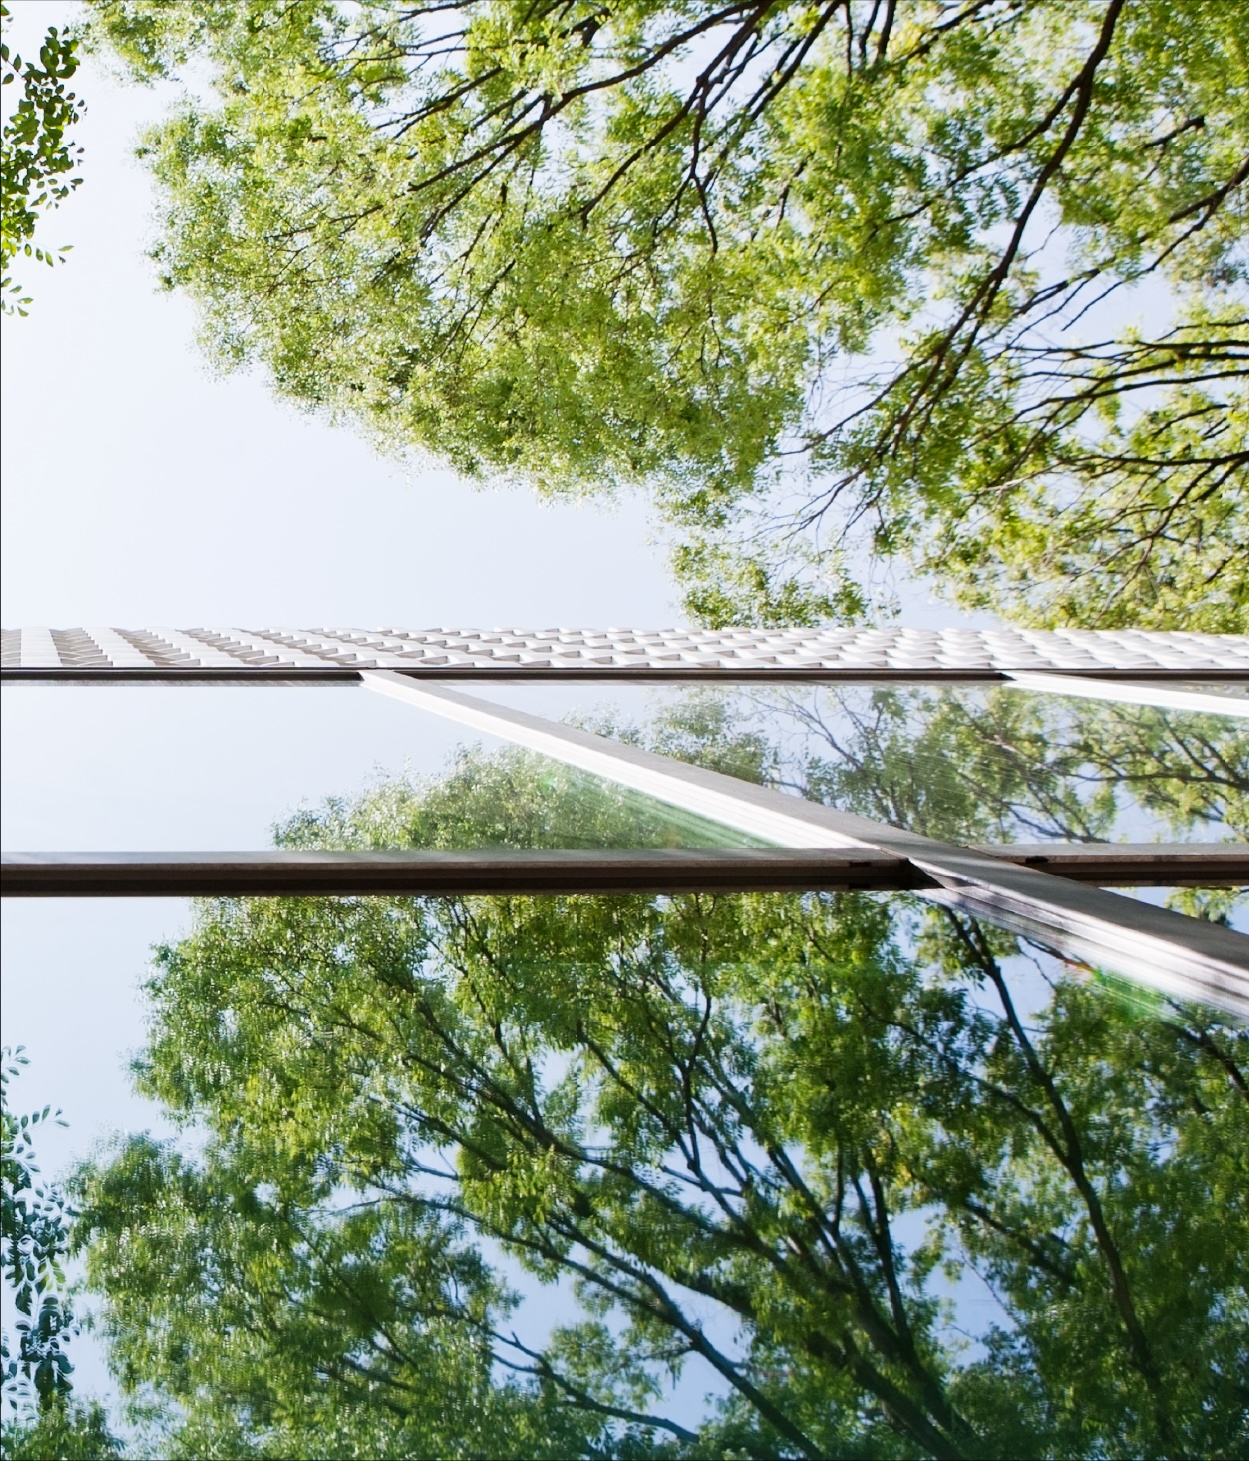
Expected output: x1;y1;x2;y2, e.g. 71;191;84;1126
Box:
361;673;1249;1016
1004;670;1249;718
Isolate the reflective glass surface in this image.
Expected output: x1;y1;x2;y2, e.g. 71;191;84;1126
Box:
485;681;1249;845
3;683;1244;1458
1114;884;1249;934
6;882;1243;1458
15;682;1232;854
0;685;762;851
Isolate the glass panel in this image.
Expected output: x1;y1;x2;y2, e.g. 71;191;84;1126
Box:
0;686;764;851
1135;680;1249;702
4;882;1242;1456
483;681;1249;845
1112;884;1249;934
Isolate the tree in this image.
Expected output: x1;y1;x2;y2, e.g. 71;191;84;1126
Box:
86;0;1247;627
2;1051;126;1460
1;2;85;314
2;1047;76;1413
2;1398;124;1461
72;733;1249;1459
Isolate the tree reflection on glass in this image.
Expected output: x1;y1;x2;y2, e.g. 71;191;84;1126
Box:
74;748;1247;1459
651;685;1249;847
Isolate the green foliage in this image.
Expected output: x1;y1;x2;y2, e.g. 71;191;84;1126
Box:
2;1053;125;1458
1;2;84;314
86;0;1247;626
1;1048;76;1415
1;1397;124;1460
277;729;775;853
72;727;1249;1459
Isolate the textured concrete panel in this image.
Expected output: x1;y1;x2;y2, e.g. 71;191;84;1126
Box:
4;625;1247;672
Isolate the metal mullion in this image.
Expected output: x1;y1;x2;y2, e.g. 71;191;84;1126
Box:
965;842;1249;885
361;672;1249;1015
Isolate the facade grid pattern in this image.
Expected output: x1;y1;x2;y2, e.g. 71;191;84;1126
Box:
4;625;1249;673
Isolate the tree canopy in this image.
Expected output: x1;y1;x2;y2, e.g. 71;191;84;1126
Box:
1;2;84;314
87;0;1247;626
71;695;1249;1459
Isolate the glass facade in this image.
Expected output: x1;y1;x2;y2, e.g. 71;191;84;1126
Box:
485;680;1248;845
2;639;1246;1457
0;686;767;852
13;883;1244;1458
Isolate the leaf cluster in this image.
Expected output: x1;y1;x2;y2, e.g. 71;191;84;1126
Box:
1;1396;124;1461
1;2;84;313
1;1047;77;1416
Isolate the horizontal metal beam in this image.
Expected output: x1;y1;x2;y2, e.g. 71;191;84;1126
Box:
5;666;1249;686
967;843;1249;886
4;845;1245;899
362;674;1249;1016
1;849;923;897
1;668;364;685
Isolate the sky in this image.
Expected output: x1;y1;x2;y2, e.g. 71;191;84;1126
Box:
0;8;681;631
0;0;989;1424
